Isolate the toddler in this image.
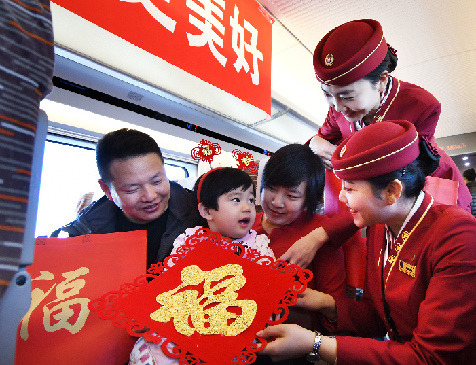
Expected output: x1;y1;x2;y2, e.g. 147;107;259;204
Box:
129;167;274;364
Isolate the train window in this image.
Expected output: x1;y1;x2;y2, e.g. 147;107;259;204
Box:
35;134;195;237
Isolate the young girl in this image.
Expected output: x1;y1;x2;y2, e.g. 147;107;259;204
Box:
171;167;274;258
129;167;274;365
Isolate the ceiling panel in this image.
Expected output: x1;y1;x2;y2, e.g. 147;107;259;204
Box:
255;113;319;143
46;0;476;157
260;0;476;139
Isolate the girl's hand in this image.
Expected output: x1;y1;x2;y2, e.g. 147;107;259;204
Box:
279;227;328;268
256;324;315;362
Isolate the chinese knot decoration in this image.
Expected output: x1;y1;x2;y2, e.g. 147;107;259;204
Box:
89;228;312;365
233;149;258;173
191;139;221;163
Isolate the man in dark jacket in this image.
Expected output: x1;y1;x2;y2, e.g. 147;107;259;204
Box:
52;128;204;269
463;168;476;218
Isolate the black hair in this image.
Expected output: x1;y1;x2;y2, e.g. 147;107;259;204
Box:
366;140;439;199
362;49;398;85
96;128;163;184
367;159;426;199
196;167;255;210
464;168;476;182
261;144;325;217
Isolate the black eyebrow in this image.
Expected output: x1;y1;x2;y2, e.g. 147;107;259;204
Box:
337;90;354;95
321;86;354;96
288;187;304;194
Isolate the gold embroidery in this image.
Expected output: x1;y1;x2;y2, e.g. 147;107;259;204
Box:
324;54;334;66
377;79;400;122
373;79;401;124
401;231;410;243
385;197;433;287
340;145;347;158
150;264;257;336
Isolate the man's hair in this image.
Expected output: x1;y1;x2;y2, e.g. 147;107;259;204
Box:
196;167;255;211
96;128;163;184
261;144;325;217
464;168;476;182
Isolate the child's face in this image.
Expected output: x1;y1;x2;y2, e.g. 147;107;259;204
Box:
206;185;256;239
260;181;306;227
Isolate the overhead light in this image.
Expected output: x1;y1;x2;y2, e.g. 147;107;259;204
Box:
463;156;469;160
465;162;470;166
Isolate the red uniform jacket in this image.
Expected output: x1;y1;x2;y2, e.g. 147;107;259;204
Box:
334;193;476;364
318;77;471;212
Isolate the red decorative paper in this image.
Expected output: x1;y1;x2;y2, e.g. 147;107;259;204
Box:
15;231;147;365
191;139;222;163
232;149;258;173
89;228;312;365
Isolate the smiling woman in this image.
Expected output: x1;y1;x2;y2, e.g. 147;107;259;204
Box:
251;144;357;365
308;18;471;213
257;120;476;365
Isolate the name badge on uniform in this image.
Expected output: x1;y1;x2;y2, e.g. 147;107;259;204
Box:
399;260;416;278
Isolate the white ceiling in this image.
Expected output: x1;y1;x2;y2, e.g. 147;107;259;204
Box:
261;0;476;139
46;0;476;158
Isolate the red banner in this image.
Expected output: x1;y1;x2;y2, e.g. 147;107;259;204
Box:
15;231;147;365
53;0;273;114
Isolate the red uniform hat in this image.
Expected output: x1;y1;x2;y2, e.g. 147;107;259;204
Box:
331;120;420;180
313;19;389;85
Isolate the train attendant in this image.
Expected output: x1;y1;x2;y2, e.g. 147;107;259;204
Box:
257;120;476;364
280;18;472;270
310;18;470;211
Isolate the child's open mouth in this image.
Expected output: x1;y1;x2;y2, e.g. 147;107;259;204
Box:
238;218;250;226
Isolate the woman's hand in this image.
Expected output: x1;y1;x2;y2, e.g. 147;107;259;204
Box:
279;227;329;268
295;288;338;321
256;324;315;362
309;135;337;169
295;288;323;310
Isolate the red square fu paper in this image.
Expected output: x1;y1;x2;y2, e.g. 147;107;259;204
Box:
16;231;147;365
89;228;312;365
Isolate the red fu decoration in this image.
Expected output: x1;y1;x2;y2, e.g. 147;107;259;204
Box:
89;228;312;365
191;139;222;164
233;149;258;173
